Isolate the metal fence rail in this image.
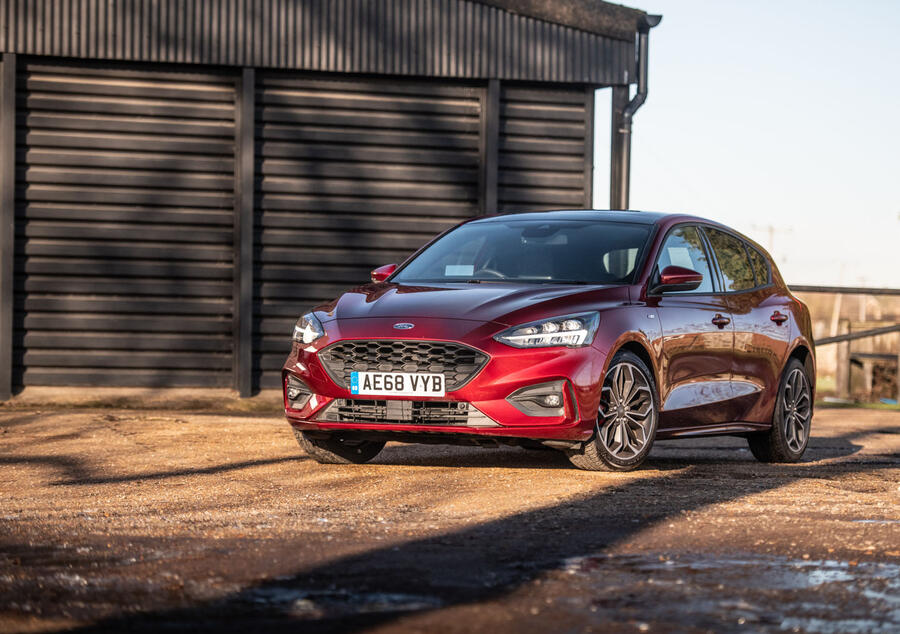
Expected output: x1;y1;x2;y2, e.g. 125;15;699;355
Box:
815;324;900;346
797;284;900;401
791;285;900;296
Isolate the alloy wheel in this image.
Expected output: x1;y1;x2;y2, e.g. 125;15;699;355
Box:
782;368;811;453
598;362;656;459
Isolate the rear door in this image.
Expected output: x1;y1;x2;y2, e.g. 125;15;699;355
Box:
652;225;736;429
703;228;792;421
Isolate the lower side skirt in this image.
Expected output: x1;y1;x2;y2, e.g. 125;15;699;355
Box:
656;421;771;440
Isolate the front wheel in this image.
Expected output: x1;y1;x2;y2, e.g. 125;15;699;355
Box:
566;350;659;471
293;429;385;464
747;358;812;462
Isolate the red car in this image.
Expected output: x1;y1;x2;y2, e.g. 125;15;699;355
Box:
282;211;815;471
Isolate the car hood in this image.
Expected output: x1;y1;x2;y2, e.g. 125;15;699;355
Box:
315;282;631;327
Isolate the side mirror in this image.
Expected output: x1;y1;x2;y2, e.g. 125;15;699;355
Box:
651;265;703;294
370;263;398;283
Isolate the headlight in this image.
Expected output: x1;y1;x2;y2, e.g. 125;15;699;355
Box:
494;312;599;348
292;312;325;344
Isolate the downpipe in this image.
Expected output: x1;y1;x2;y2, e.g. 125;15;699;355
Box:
616;14;662;211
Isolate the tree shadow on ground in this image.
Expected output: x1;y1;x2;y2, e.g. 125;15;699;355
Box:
0;455;307;486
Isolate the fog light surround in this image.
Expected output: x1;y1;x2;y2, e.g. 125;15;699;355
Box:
285;374;313;409
506;380;567;417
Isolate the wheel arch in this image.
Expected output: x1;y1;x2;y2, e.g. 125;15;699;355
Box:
787;342;816;402
618;341;656;381
603;335;661;401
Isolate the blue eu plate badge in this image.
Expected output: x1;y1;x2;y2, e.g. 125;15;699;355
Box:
350;371;360;394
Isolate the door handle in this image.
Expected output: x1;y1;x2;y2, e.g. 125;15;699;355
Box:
711;314;731;328
770;311;788;325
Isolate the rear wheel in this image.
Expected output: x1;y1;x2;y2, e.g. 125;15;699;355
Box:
566;350;659;471
748;358;812;462
293;429;385;464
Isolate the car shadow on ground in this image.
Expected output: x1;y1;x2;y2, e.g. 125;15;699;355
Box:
58;426;895;633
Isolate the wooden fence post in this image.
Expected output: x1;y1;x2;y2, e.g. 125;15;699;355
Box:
896;346;900;403
835;319;851;399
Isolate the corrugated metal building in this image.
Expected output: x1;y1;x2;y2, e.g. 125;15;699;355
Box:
0;0;653;397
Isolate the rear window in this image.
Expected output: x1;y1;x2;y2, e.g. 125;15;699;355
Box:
704;227;755;292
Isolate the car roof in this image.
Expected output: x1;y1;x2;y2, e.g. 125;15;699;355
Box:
470;209;702;226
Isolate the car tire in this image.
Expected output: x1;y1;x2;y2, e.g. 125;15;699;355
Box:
566;350;659;472
293;429;386;464
748;358;812;463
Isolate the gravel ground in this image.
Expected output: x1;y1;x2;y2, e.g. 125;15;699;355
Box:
0;405;898;633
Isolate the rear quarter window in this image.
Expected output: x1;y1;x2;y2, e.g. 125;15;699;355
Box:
747;246;770;287
704;227;756;292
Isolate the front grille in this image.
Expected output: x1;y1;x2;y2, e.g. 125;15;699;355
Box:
321;399;497;427
318;340;488;391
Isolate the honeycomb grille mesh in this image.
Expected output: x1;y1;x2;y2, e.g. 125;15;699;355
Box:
318;340;488;391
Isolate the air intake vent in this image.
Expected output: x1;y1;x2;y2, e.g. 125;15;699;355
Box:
322;399;497;427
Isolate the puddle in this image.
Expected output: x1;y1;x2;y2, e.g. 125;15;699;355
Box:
563;554;900;591
780;617;895;633
850;519;900;525
241;587;443;619
559;553;900;633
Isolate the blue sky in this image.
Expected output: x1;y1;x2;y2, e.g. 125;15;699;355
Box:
593;0;900;287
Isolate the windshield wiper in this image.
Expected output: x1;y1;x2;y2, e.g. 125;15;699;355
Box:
535;280;589;285
465;279;510;284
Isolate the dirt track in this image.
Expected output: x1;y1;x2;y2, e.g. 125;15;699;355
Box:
1;406;898;633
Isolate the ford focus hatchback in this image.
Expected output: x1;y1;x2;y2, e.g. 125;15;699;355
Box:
282;211;815;471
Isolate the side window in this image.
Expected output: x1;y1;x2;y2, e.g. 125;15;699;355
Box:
655;226;714;293
747;246;770;287
704;228;755;292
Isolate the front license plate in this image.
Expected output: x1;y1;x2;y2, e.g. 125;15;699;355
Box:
350;371;445;397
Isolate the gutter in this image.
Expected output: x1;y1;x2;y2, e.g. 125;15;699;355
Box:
616;14;663;210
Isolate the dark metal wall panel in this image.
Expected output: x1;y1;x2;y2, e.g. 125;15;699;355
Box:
13;58;236;387
234;67;255;397
0;54;13;399
497;83;590;211
0;0;634;85
255;72;482;388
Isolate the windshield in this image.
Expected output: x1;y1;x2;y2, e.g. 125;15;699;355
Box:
391;219;653;285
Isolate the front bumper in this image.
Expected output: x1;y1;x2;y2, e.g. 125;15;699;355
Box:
282;319;603;442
